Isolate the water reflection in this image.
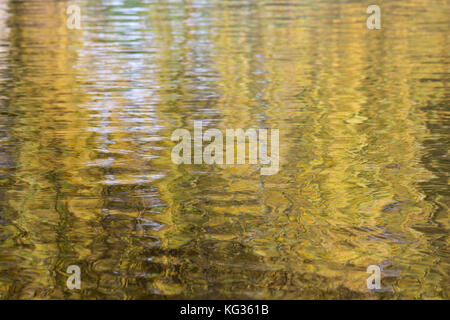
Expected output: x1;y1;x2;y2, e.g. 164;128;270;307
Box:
0;0;448;299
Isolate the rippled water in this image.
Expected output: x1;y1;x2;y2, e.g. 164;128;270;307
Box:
0;0;448;299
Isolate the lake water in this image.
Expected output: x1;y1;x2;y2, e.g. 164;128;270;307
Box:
0;0;448;299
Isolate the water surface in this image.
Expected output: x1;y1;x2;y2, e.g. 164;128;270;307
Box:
0;0;448;299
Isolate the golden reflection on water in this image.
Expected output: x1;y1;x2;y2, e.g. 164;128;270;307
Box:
0;0;448;299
